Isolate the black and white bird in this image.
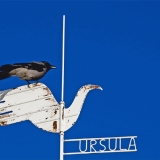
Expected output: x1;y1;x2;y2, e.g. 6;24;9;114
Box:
0;61;56;86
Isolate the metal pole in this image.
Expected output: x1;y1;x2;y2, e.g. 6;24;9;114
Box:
60;15;65;160
61;15;65;102
60;101;65;160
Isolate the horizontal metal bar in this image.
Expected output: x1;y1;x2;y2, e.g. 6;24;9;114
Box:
64;136;137;142
64;149;137;155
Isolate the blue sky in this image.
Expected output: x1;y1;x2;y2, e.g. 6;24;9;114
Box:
0;1;160;160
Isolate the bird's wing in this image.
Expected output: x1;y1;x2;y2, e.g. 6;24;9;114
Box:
0;62;45;72
0;64;18;72
13;62;45;72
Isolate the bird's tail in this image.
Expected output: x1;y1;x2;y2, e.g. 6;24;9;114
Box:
0;72;10;80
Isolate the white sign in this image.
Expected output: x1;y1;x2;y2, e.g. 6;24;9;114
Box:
64;136;137;155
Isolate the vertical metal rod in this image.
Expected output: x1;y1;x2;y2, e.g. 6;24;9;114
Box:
60;101;64;160
61;15;65;102
60;15;65;160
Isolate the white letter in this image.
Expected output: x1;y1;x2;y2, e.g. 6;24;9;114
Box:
90;139;97;152
128;138;137;151
79;140;87;152
100;139;106;152
119;138;127;151
108;138;117;151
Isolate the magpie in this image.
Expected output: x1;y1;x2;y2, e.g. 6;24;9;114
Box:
0;61;56;87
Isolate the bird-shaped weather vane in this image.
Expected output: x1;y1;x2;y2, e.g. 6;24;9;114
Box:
0;15;137;160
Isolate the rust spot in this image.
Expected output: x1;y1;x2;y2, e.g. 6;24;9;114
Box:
0;121;7;126
54;110;57;115
62;107;64;120
45;98;55;102
82;86;87;91
0;114;10;119
53;121;57;132
90;85;101;90
31;82;41;87
81;85;101;92
60;131;64;135
43;87;51;96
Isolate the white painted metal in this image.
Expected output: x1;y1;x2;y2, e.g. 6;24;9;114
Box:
0;83;59;132
61;15;65;102
60;130;64;160
60;15;66;160
60;101;65;160
64;136;137;141
64;136;137;155
64;149;137;155
0;83;102;133
64;85;102;131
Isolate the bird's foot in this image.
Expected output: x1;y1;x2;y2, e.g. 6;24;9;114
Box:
33;81;39;87
36;81;39;85
28;84;31;88
26;80;31;88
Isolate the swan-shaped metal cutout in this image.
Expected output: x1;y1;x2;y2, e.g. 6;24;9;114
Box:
0;83;102;133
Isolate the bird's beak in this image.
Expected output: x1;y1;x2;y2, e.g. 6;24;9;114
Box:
50;65;56;69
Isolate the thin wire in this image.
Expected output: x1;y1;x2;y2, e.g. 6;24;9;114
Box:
61;15;65;102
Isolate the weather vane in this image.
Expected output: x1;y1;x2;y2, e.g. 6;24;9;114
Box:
0;15;137;160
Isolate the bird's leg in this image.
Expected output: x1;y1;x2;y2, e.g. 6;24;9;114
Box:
26;80;31;88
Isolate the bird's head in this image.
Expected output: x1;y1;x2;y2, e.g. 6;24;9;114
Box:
41;61;56;70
